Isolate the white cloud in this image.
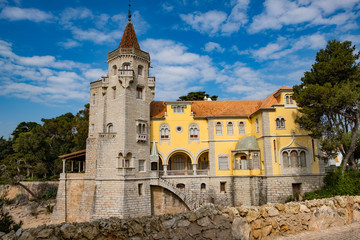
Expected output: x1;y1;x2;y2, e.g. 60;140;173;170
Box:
180;0;249;36
341;34;360;46
248;0;359;33
83;68;107;81
162;3;174;12
251;33;327;60
204;42;225;53
0;6;53;22
0;39;93;104
58;39;81;49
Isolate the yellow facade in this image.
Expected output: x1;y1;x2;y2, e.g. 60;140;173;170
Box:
150;87;321;177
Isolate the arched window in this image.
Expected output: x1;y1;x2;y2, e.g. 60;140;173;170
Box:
122;62;130;70
283;152;289;168
276;117;286;129
227;122;234;135
138;65;143;76
112;65;117;75
215;122;222;135
189;123;199;140
160;124;170;139
300;151;306;167
107;123;114;133
285;95;294;105
239;121;245;135
255;118;259;133
201;183;206;190
290;150;298;167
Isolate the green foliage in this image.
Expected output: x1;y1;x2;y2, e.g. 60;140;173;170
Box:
0;137;14;161
0;193;22;233
303;170;360;200
43;187;58;200
293;40;360;170
46;204;54;214
11;122;39;141
178;91;218;101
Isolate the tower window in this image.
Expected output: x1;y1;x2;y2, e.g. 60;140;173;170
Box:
123;62;130;70
285;95;294;105
139;160;145;172
138;65;143;76
136;87;143;99
138;183;143;196
220;182;226;193
107;124;114;133
112;65;117;75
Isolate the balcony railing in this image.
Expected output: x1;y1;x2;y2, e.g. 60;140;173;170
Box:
137;134;147;142
119;70;134;77
148;77;155;87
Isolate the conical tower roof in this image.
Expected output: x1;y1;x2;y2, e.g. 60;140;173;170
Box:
119;22;140;50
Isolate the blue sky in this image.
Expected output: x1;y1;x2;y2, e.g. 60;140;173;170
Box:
0;0;359;138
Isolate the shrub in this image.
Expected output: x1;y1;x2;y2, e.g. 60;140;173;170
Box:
43;186;58;200
303;170;360;200
0;193;23;233
46;204;54;213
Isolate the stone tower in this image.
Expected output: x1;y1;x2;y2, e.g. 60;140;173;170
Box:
85;20;155;219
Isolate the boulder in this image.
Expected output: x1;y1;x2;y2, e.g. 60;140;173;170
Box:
197;216;212;227
246;209;260;223
37;228;54;239
81;225;100;240
177;220;190;228
267;206;279;217
285;202;300;214
18;231;35;240
275;204;285;211
299;204;310;213
60;223;77;239
261;225;272;237
231;217;251;240
162;218;176;229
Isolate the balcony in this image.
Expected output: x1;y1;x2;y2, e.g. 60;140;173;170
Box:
137;134;147;142
148;77;155;87
119;69;134;77
99;132;116;139
118;70;134;88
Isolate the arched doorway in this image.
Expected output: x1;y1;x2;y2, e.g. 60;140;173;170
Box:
168;152;192;175
197;151;209;175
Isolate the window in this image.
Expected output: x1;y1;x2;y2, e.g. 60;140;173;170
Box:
282;149;307;168
253;153;260;169
160;124;170;140
112;65;117;75
138;65;143;76
227;122;234;135
92;94;96;105
151;162;158;171
107;123;114;133
285;95;293;105
255;118;259;133
138;123;146;134
276;117;286;129
215;122;222;135
240;156;248;170
138;183;143;196
136;87;143;99
112;86;116;99
123;62;130;69
201;183;206;190
138;160;145;172
239;121;245;135
220;182;226;193
189;123;199;140
91;124;95;132
176;183;185;189
173;105;185;113
218;155;229;170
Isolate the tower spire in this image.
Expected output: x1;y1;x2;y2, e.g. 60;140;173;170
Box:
128;0;132;22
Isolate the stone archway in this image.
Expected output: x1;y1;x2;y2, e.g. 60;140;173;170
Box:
150;185;189;215
197;151;209;175
168;152;192;175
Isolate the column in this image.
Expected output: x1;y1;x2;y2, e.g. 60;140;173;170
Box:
62;159;66;173
163;165;168;176
192;164;197;175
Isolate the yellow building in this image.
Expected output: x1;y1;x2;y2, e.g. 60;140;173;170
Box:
53;19;325;223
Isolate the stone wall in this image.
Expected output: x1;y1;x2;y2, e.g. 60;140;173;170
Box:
3;196;360;240
0;181;58;200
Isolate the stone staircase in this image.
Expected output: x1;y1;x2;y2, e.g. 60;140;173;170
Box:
150;178;200;210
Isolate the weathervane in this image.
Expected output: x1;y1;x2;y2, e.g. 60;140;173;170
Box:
128;0;132;22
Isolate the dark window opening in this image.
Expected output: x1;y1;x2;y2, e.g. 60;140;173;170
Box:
220;182;226;193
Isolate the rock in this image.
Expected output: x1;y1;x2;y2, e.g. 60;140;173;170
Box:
18;231;35;240
188;212;197;222
354;196;360;203
261;225;272;237
203;229;217;240
246;209;260;223
300;204;310;213
0;232;5;238
223;207;239;222
213;214;231;229
260;206;268;218
353;210;360;222
252;229;261;239
280;225;290;232
275;204;285;211
82;225;99;240
186;223;201;236
267;206;279;217
237;206;248;217
177;220;190;228
15;228;22;237
162;218;176;229
231;217;251;240
252;219;262;229
128;222;143;237
270;218;279;229
335;196;347;208
60;223;77;239
197;216;211;227
308;205;346;231
37;228;54;239
285;202;300;214
2;230;16;240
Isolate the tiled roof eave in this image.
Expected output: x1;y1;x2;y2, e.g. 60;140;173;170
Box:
198;115;251;119
250;107;276;117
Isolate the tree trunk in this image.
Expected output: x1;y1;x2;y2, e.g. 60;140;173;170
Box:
341;112;360;176
15;182;40;202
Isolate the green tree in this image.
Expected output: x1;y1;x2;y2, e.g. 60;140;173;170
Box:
0;137;13;160
293;40;360;176
72;104;89;151
178;91;218;101
11;121;39;140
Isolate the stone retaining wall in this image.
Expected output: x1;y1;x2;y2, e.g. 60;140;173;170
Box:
2;196;360;240
0;182;58;200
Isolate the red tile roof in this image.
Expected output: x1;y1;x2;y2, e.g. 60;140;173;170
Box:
119;22;140;50
150;86;292;118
